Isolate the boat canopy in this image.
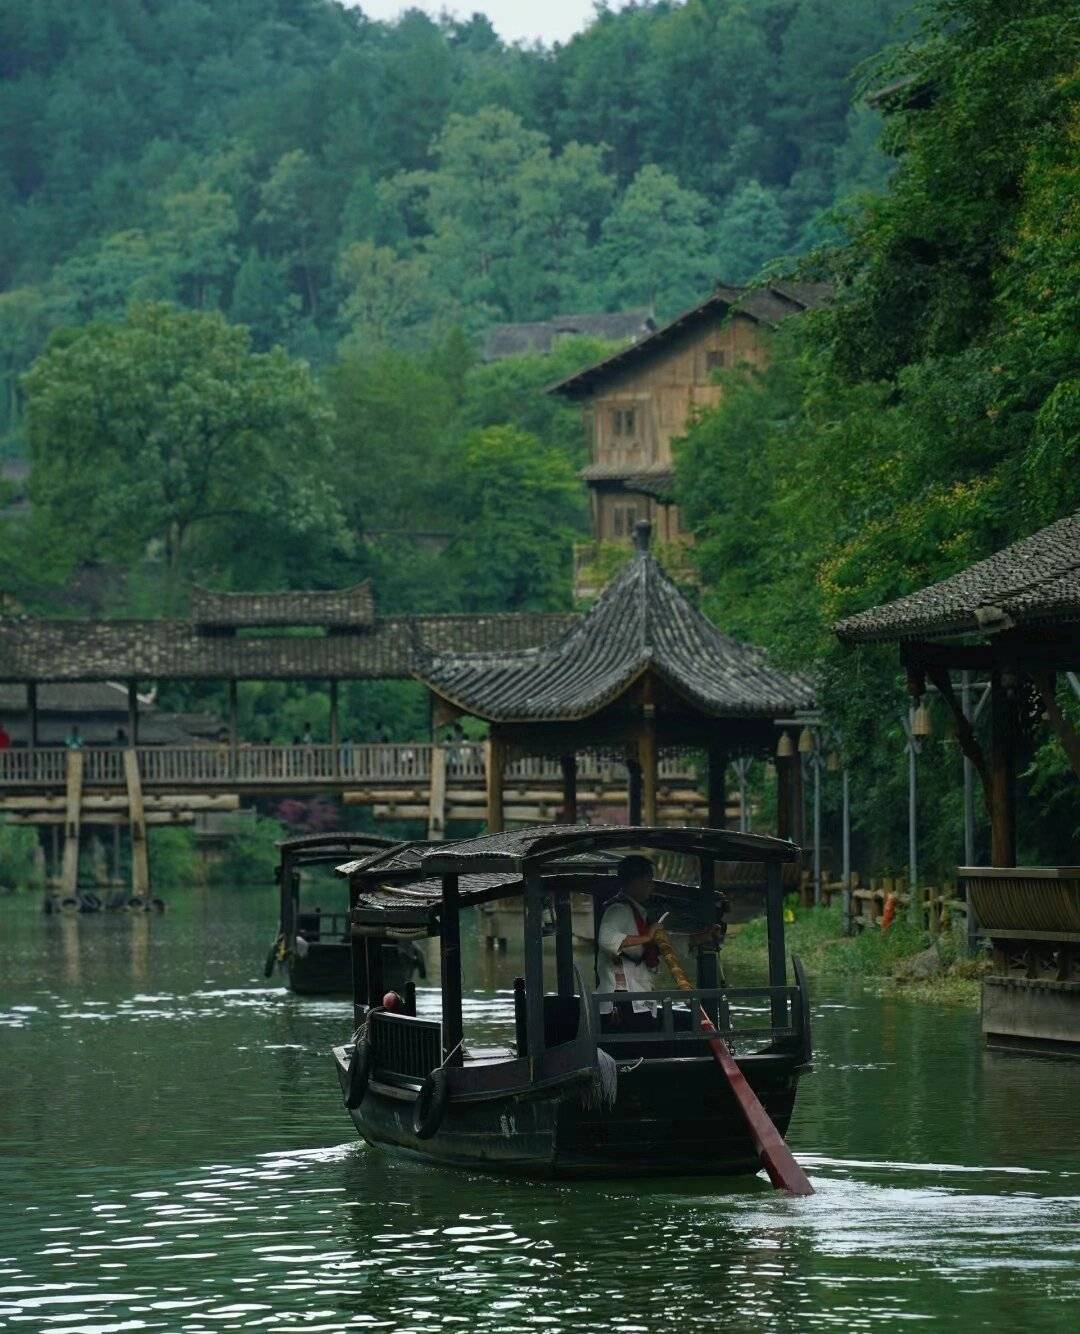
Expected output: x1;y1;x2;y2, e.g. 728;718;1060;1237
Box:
341;825;796;935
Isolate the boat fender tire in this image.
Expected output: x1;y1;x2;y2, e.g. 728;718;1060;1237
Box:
344;1029;374;1110
412;1068;449;1140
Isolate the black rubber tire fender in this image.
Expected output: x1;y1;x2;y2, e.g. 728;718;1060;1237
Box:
344;1028;374;1110
412;1068;449;1140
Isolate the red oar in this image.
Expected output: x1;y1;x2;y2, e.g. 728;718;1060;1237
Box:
654;928;813;1196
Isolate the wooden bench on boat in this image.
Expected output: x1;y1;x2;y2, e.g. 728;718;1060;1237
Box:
332;823;811;1179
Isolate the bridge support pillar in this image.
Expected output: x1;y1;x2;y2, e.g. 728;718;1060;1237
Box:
124;749;150;901
60;749;83;897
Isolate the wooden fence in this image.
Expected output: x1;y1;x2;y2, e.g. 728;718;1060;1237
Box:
816;872;968;937
0;743;695;792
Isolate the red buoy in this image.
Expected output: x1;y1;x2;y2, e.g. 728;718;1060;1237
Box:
382;990;402;1011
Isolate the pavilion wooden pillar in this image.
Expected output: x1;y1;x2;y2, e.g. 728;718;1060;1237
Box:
485;731;506;834
560;754;578;824
627;757;643;825
707;743;727;828
776;754;793;840
554;891;575;997
989;666;1017;867
127;681;139;746
329;679;340;776
792;751;806;846
26;682;38;751
523;871;546;1063
639;677;658;826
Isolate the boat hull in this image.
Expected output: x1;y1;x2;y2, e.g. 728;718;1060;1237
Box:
333;1046;804;1179
288;942;417;997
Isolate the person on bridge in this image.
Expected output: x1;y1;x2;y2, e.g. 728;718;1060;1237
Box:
0;723;10;750
65;725;83;750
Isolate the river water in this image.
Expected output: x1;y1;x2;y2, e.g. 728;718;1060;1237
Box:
2;885;1079;1332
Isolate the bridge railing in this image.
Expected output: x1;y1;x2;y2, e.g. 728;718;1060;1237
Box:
0;743;697;790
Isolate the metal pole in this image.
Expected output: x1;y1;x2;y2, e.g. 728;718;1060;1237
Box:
841;765;851;932
961;670;975;867
906;706;919;920
812;742;822;907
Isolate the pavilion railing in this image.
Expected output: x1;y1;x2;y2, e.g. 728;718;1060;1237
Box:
0;743;696;790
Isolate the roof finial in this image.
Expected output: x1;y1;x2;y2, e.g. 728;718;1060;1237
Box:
633;520;652;553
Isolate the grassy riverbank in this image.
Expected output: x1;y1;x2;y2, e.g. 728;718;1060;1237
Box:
724;903;985;1006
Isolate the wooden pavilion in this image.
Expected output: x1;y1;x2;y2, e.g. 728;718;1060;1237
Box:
414;521;814;835
836;511;1080;1051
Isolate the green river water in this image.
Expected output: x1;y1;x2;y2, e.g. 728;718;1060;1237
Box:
2;885;1079;1332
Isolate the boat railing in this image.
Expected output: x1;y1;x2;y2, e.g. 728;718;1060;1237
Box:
295;910;349;942
368;1010;441;1082
588;985;802;1048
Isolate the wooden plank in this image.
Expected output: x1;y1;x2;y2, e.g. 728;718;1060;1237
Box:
427;744;447;841
6;810;195;826
60;749;83;896
0;793;241;812
124;749;150;900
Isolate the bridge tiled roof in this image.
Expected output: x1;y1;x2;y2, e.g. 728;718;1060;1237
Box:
415;525;813;722
191;583;374;627
834;512;1080;643
0;612;578;683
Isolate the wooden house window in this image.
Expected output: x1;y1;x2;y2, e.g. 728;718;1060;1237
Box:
705;350;726;373
611;407;638;438
612;503;639;538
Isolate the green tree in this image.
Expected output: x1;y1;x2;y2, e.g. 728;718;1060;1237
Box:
24;304;346;594
713;179;790;284
336;240;432;347
599;164;713;314
446;425;584;611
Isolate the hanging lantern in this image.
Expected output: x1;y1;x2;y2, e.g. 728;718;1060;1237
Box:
776;731;794;758
826;750;841;773
912;702;933;738
798;726;815;755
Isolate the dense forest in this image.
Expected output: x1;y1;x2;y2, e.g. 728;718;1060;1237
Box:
3;0;1079;878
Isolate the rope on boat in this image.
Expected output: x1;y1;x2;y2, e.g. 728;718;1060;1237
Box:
581;1047;618;1112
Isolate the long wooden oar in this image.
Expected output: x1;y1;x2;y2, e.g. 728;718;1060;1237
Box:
654;928;813;1197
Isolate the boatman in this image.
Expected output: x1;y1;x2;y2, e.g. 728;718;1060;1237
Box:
597;855;665;1033
597;854;723;1033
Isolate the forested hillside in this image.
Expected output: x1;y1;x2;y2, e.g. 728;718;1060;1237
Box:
1;0;912;450
676;0;1080;871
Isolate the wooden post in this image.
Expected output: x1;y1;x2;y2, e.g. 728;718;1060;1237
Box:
792;752;805;847
427;744;447;841
128;681;139;746
329;679;340;770
627;757;643;825
351;925;369;1030
707;744;727;828
640;679;658;826
776;755;793;840
765;859;787;1029
228;679;238;776
440;874;463;1066
124;748;150;900
485;732;506;834
560;754;577;824
989;667;1017;867
554;891;574;996
523;872;546;1066
27;682;38;751
60;749;83;896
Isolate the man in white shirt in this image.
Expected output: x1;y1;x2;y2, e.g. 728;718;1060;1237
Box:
597;855;664;1033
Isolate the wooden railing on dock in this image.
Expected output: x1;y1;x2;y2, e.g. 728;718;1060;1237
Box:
817;873;967;937
0;743;695;792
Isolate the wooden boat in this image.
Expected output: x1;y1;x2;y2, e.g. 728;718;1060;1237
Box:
268;833;425;996
332;824;811;1179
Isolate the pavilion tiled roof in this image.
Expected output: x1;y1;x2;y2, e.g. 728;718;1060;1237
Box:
834;512;1080;644
190;583;374;627
415;525;813;722
0;612;578;683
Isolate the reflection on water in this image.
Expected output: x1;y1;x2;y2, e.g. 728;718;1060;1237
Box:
1;888;1079;1332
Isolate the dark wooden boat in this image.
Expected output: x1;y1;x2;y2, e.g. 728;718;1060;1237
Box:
332;824;811;1179
268;833;425;996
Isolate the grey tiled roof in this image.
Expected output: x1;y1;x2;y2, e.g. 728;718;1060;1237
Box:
191;583;374;627
415;528;813;722
549;282;832;399
834;512;1080;644
483;309;654;361
0;612;578;683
